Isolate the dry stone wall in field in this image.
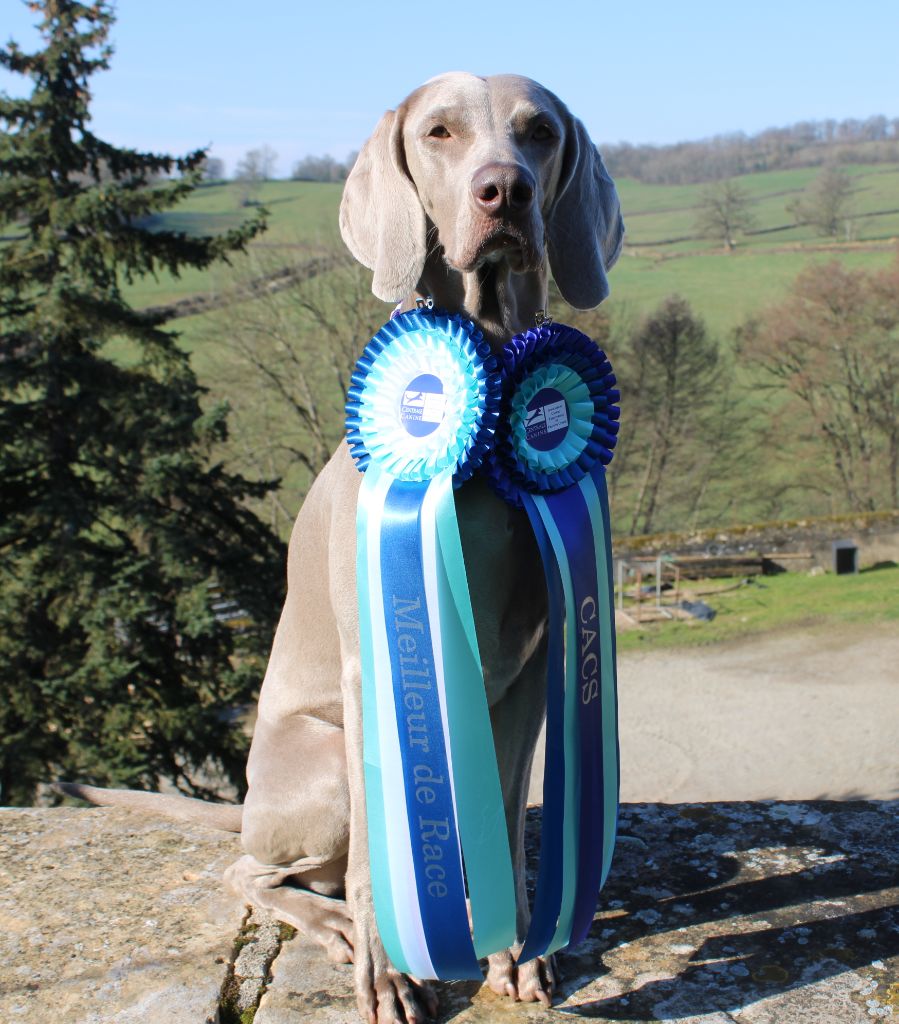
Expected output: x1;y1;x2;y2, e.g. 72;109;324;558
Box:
615;511;899;571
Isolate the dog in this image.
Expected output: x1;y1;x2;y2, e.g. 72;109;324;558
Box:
65;73;623;1024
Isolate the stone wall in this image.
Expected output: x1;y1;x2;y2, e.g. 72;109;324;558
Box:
2;801;896;1023
614;510;899;571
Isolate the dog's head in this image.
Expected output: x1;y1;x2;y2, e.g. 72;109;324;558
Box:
340;72;624;311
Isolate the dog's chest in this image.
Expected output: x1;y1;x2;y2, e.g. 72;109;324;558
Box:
455;477;547;706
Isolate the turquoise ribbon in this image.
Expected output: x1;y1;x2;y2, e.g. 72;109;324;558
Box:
579;468;619;891
348;311;514;979
349;312;621;978
430;472;517;957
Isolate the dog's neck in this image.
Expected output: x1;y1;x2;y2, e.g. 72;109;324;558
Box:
411;245;548;351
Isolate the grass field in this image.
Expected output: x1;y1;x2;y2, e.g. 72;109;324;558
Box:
110;162;899;536
614;564;899;653
123;164;899;341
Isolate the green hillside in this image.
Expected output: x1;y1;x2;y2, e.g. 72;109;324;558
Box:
115;165;898;537
124;165;899;339
609;164;898;332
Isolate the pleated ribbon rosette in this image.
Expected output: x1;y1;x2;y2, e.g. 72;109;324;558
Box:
483;321;621;961
345;311;622;980
345;309;515;979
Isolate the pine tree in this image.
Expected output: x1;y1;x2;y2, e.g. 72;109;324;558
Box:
0;2;286;804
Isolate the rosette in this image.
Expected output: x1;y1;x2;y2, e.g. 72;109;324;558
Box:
345;309;500;484
486;321;620;503
483;322;621;964
345;309;514;982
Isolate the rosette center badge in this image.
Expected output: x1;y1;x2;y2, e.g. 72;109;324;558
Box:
511;361;596;477
400;373;446;437
523;387;568;450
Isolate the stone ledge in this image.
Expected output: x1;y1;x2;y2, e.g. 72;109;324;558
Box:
0;806;244;1023
1;801;896;1023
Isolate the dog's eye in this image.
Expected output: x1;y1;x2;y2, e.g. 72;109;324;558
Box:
532;123;555;142
427;124;451;139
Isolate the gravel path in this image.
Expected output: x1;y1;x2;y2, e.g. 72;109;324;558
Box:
529;623;899;804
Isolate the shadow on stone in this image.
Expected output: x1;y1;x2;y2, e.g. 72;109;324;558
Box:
3;800;896;1023
546;800;898;1023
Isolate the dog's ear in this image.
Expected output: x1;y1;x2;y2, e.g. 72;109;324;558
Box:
339;109;426;302
545;114;624;310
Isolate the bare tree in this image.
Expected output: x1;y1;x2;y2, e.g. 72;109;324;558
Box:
620;296;723;535
545;293;758;535
867;260;899;507
203;244;389;535
695;179;756;250
786;165;855;237
236;145;278;180
747;258;899;511
291;154;348;182
234;145;278;205
201;155;226;181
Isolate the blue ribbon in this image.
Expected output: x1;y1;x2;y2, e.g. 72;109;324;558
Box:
485;322;621;963
349;312;621;978
378;477;481;976
349;311;515;980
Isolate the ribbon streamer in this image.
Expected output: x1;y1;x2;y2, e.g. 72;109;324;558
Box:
347;312;622;979
485;321;622;963
347;310;515;979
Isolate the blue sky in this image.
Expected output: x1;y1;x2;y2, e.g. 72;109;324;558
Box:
2;0;897;177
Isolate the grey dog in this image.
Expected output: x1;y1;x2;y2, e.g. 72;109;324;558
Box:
64;72;623;1024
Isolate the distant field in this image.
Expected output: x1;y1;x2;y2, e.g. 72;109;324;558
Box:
608;244;891;335
124;164;899;340
615;564;899;652
114;164;898;535
122;180;343;312
609;163;899;333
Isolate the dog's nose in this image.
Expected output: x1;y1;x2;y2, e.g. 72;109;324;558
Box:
470;163;536;217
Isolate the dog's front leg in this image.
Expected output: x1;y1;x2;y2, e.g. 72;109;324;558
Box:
484;643;557;1006
326;453;437;1021
341;653;440;1024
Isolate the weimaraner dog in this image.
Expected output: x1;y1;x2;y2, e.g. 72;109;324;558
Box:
66;73;623;1024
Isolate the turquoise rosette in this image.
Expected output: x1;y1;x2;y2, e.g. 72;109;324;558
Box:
344;308;517;983
345;309;501;483
485;321;620;504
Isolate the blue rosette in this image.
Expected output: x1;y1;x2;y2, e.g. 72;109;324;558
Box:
482;321;622;965
485;321;620;505
345;308;501;484
344;308;516;983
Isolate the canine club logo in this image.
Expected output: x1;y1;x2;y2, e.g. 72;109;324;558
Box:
524;387;569;452
400;373;447;438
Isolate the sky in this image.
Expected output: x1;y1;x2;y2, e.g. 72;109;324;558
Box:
2;0;897;178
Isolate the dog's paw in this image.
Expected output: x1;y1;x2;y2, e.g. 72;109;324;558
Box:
355;955;438;1024
485;948;556;1006
515;954;556;1005
313;903;355;964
